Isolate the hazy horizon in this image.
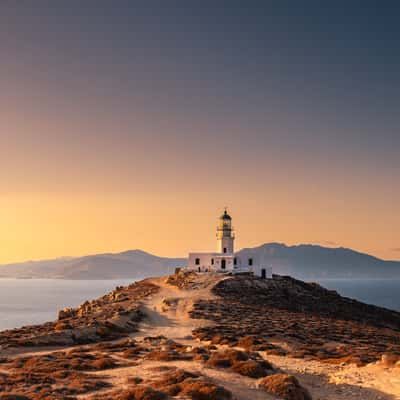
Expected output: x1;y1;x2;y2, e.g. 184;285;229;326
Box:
1;2;399;263
1;241;400;266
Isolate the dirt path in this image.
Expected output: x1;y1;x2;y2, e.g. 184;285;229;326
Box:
132;274;221;342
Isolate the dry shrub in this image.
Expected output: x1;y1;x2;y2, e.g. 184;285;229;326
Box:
207;349;248;368
111;386;167;400
151;369;197;396
2;351;111;399
155;369;198;386
210;334;224;344
10;351;118;374
180;378;232;400
150;368;232;399
237;335;260;350
231;360;269;378
146;350;180;362
122;347;144;358
91;357;116;370
237;336;283;352
259;374;312;400
65;372;110;395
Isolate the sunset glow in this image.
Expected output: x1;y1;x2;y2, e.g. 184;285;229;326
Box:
1;3;399;263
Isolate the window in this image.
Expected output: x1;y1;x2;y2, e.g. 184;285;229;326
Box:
195;258;200;265
211;258;214;265
248;258;253;266
223;247;227;253
234;257;237;265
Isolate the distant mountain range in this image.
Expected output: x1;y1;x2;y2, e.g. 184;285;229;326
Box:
0;250;185;280
238;243;400;280
0;243;399;280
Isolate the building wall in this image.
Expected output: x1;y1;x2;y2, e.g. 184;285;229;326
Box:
187;252;272;278
188;252;235;272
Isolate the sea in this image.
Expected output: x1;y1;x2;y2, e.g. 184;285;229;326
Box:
0;278;399;331
0;279;135;331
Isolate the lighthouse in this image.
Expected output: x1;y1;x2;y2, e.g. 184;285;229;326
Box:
216;209;234;254
186;209;271;277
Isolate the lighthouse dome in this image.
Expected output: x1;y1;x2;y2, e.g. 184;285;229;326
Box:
220;209;232;220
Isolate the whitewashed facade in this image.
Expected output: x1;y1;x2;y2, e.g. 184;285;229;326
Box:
187;210;272;278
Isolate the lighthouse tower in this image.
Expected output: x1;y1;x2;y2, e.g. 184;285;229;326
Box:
216;209;234;254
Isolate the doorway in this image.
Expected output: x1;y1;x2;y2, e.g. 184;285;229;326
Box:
261;268;266;279
221;259;226;269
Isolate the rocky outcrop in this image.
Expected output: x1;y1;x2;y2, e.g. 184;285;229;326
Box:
0;280;159;349
215;275;400;329
191;274;400;365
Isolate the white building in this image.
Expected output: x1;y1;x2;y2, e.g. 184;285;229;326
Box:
187;209;272;278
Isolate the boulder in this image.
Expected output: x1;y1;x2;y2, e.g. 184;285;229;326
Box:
58;307;76;320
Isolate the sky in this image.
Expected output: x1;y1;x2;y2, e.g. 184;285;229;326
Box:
0;1;399;263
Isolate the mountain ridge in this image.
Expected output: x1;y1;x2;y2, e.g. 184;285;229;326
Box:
0;243;399;280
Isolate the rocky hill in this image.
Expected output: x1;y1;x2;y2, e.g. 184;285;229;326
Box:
1;271;400;399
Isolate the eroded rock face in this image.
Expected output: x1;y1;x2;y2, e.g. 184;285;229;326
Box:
259;374;312;400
